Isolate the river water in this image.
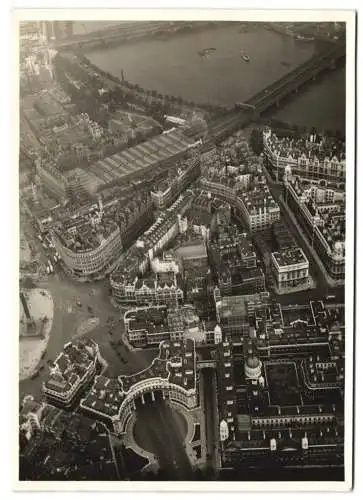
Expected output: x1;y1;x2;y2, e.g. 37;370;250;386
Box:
84;23;345;133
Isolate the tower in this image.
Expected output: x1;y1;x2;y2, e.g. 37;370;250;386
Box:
20;292;36;333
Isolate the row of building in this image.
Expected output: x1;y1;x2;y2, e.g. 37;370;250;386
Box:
124;304;221;348
263;127;345;187
283;175;345;280
109;201;310;315
110;194;215;310
37;126;198;201
151;155;201;210
201;169;280;233
40;337;198;436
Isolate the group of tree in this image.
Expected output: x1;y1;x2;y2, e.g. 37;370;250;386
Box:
55;51;228;125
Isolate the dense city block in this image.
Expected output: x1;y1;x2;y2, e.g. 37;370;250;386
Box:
18;20;347;482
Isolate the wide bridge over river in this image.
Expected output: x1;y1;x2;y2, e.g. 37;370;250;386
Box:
207;40;346;142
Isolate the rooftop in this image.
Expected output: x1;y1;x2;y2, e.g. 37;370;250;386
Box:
43;338;98;396
117;337;195;389
264;129;345;163
174;240;207;261
53;192;150;252
217;295;249;320
239;185;279;215
81;129;194;191
125;306;170;335
110;245;146;284
80;338;196;420
186;207;214;228
151;157;199;196
80;375;124;417
125;304;200;337
272;247;308;268
138;193;193;250
301;357;343;389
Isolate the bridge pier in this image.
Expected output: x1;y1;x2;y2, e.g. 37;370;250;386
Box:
151;391;155;402
141;393;145;405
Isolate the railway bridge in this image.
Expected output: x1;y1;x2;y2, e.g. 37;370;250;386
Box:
208;40;346;142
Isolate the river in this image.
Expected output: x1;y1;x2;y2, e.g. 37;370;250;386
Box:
83;23;345;133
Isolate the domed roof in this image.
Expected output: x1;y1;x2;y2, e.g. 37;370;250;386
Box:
246;356;260;369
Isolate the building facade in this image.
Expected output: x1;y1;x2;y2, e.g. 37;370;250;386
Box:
263;128;345;187
111;272;184;307
271;247;309;291
237;186;280;232
52;225;122;280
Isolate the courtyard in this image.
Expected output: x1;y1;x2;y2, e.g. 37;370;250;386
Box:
265;361;302;406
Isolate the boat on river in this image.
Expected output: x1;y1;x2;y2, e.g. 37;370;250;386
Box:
198;47;217;57
241;50;250;62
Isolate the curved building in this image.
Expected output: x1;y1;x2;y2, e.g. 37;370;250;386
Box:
52;225;122;280
80;338;198;435
52;193;152;281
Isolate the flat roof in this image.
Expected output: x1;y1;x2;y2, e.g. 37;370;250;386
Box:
175;242;207;261
218;295;249;319
272;247;308;268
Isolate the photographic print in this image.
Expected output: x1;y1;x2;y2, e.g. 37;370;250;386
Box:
14;9;355;491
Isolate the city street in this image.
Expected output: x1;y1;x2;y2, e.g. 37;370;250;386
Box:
202;368;219;474
20;204;160;392
262;164;345;295
133;392;194;480
19;262;159;399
